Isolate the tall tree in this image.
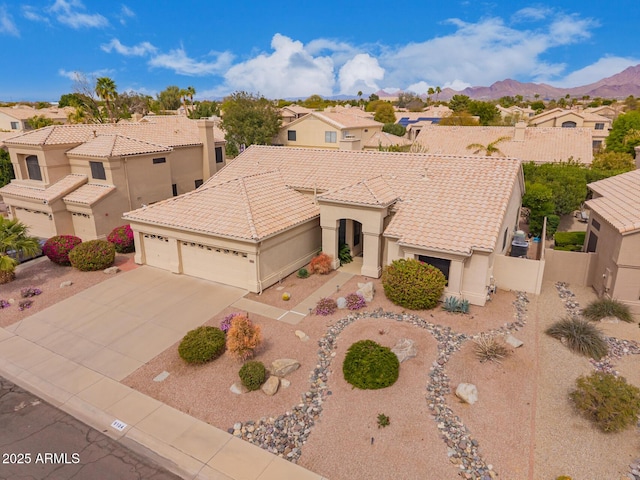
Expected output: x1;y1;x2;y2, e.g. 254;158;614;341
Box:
374;103;396;124
0;149;14;188
468;100;499;125
95;77;118;122
466;136;511;156
156;86;183;111
220;91;282;157
606;110;640;154
435;86;442;102
448;94;471;112
26;115;55;129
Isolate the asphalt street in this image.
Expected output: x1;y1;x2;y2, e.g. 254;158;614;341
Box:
0;376;183;480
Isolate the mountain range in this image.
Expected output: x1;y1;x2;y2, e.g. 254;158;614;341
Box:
377;64;640;101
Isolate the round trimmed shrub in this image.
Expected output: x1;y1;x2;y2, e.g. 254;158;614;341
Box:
343;340;400;390
43;235;82;265
239;361;266;391
107;224;135;253
178;326;226;364
381;258;446;310
68;240;115;271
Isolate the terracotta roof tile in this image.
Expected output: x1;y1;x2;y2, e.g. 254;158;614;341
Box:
586;169;640;234
63;183;116;205
0;174;87;203
67;134;172;157
319;176;399;206
364;131;411;148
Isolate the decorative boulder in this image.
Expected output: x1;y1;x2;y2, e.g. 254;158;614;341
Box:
391;338;417;363
59;281;73;288
505;334;523;348
261;376;280;396
271;359;300;377
455;383;478;405
295;330;309;342
104;266;120;275
356;282;374;302
230;382;249;395
336;297;347;309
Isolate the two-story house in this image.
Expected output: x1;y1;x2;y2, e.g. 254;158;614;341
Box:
0;116;226;240
527;108;612;152
0;105;74;132
280;104;313;124
275;108;382;151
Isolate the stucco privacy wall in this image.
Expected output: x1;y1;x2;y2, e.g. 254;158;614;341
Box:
543;249;595;286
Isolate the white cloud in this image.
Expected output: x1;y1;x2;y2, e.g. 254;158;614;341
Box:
511;7;553;22
0;6;19;36
58;68;113;81
223;34;335;98
405;81;431;95
148;47;233;76
50;0;108;29
101;38;156;56
22;5;49;23
338;54;384;94
119;4;134;25
551;56;640;88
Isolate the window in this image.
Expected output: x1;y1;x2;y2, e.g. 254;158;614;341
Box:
592;219;600;231
561;121;577;128
287;130;297;141
25;155;42;181
152;157;166;164
325;131;337;143
90;161;106;180
586;233;598;253
195;179;203;188
353;221;361;246
502;229;509;251
10;122;19;130
215;146;223;163
418;255;451;282
592;140;603;151
172;184;178;196
594;123;605;130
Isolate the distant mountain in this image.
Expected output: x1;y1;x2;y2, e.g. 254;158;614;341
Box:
375;64;640;101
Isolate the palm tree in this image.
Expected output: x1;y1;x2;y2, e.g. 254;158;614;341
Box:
0;217;41;284
466;136;511;156
435;86;442;102
427;87;435;105
95;77;117;123
179;88;190;115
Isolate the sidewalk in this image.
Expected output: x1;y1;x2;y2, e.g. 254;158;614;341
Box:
0;267;328;480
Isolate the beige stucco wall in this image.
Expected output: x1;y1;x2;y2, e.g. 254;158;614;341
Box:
9;145;72;186
585;212;622;297
277;115;382;150
493;255;545;295
0;112;26;131
543;248;595;286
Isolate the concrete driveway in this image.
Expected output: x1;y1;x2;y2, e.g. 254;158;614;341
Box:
5;266;246;382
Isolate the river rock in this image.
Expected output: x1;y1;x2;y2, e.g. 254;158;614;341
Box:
391;338;417;363
261;376;280;396
104;266;120;275
59;281;73;288
505;334;523;348
295;330;309;342
230;382;248;394
336;297;347;309
455;383;478;405
356;282;374;302
271;359;300;377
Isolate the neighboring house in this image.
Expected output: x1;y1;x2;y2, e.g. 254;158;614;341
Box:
583;169;640;312
414;122;593;164
363;131;412;151
584;105;622;121
124;145;524;306
274;110;383;150
395;107;454;140
0;105;74;132
496;105;536;121
0;116;226;240
280;104;313;124
527;108;612;151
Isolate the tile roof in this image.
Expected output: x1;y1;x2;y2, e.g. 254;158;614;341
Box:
318;176;399;207
63;183;116;205
3;116;205;149
67;134;172;157
130;146;522;254
124;170;319;241
281;105;313;115
0;174;87;203
310;111;381;129
364;131;412;148
0;106;74;121
586;169;640;234
414;125;593;164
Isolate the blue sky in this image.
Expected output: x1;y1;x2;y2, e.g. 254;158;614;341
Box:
1;0;638;101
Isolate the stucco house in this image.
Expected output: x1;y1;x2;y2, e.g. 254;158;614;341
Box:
583;168;640;313
274;109;382;151
414;122;593;164
362;131;412;151
0;116;226;240
527;108;612;151
280;104;313;124
0;105;74;132
124;146;524;306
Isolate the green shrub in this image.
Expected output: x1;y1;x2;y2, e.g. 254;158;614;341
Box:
338;243;353;265
545;316;608;360
582;298;634;323
443;296;470;313
68;240;115;271
381;258;446;310
570;372;640;433
178;326;226;364
297;267;309;279
343;340;399;390
238;361;266;391
546;214;560;237
377;413;390;428
554;245;582;252
554;231;586;247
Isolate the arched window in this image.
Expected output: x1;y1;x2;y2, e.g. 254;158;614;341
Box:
25;155;42;181
561;121;577;128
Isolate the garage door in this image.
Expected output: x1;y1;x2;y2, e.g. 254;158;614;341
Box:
142;233;174;269
180;241;249;289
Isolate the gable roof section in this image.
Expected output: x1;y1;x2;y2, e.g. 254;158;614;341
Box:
63;183;116;206
0;174;87;203
414;125;593;164
586;169;640;234
285;111;381;131
364;131;411;148
124;170;319;241
67;134;172;158
318;176;399;207
170;146;523;254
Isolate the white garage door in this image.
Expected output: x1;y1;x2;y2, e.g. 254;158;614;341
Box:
142;234;174;269
180;241;250;289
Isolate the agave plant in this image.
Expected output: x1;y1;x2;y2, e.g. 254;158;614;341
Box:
0;217;41;284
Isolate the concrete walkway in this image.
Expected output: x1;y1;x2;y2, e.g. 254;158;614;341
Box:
0;267;326;480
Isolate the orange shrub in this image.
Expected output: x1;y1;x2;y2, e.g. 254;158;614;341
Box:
226;315;263;361
309;253;333;275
